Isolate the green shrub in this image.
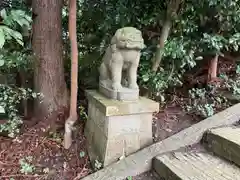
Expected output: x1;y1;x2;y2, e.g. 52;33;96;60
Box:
0;85;41;137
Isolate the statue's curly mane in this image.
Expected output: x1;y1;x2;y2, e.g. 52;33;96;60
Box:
110;27;145;50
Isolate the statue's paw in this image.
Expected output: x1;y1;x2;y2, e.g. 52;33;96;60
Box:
99;80;108;88
129;83;139;90
112;83;122;91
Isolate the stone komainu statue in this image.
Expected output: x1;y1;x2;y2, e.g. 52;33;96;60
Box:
99;27;145;91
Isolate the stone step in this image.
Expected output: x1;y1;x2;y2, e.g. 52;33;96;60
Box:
153;151;240;180
203;126;240;167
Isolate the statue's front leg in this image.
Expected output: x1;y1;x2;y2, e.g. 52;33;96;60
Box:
128;64;139;89
111;55;123;91
128;53;140;89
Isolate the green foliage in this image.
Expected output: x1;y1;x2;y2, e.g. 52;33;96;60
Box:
220;67;240;96
19;156;35;174
2;9;31;27
228;33;240;52
0;85;41;137
201;34;227;55
138;62;181;101
94;159;102;171
0;50;32;72
48;131;62;143
0;24;23;48
79;151;86;158
79;105;88;121
0;9;31;48
163;37;197;69
224;78;240;95
0;7;32;68
185;62;240;117
185;86;229;118
0;2;35;137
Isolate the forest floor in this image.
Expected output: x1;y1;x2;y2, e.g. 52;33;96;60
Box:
0;101;200;180
0;115;92;180
152;103;200;142
0;57;237;180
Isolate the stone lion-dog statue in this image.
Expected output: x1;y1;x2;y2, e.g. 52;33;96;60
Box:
99;27;145;91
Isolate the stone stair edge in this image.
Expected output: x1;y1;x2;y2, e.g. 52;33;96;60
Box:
153;151;240;180
81;103;240;180
203;125;240;168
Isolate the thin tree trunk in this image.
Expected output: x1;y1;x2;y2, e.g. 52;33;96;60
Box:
151;19;171;72
208;54;219;82
32;0;69;118
64;0;78;149
151;0;182;72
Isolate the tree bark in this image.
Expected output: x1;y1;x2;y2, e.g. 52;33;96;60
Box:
32;0;69;118
151;0;182;72
207;54;219;83
151;19;171;72
64;0;78;149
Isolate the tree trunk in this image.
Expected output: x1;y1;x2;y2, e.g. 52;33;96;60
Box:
151;0;182;73
32;0;69;118
207;54;219;83
151;19;171;72
64;0;78;149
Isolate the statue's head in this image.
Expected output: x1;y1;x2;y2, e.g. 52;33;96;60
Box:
111;27;145;50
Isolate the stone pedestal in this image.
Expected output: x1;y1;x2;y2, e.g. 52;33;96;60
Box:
84;90;159;167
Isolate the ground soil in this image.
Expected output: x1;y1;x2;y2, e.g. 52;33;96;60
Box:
0;114;92;180
152;103;200;142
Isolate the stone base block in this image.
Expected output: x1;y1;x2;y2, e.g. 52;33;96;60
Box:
154;151;240;180
84;90;159;167
99;81;139;101
204;126;240;167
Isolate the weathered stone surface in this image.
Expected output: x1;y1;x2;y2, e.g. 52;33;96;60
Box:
204;126;240;167
99;83;139;101
86;90;159;116
154;151;240;180
99;27;144;99
139;113;153;147
82;103;240;180
85;90;158;167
